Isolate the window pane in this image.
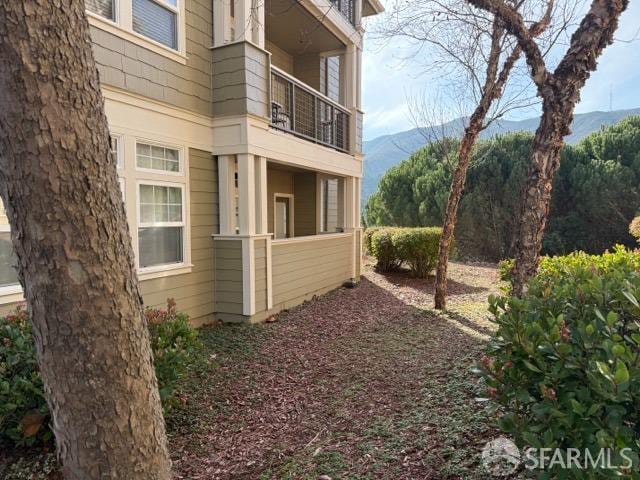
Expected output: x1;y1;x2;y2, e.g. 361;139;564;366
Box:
132;0;178;49
110;136;122;168
139;185;183;224
138;227;183;268
136;143;180;172
0;233;19;288
86;0;115;20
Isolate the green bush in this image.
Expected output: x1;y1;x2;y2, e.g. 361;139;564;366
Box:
480;247;640;477
392;227;442;278
146;299;201;413
370;227;401;272
0;307;49;446
631;217;640;243
368;227;447;278
363;226;383;254
0;299;200;447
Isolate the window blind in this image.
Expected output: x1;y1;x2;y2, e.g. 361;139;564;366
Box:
86;0;115;20
132;0;178;49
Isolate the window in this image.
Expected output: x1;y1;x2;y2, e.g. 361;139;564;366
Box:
111;135;123;169
132;0;178;49
86;0;116;21
136;142;181;173
0;201;19;291
138;183;185;269
86;0;184;59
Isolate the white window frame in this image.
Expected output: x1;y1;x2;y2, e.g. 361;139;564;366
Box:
86;0;187;64
111;133;124;170
136;179;188;274
135;140;184;176
0;224;22;297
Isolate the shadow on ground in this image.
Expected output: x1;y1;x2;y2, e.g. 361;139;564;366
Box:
169;262;504;480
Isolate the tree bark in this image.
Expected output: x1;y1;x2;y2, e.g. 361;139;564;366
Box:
466;0;629;295
434;115;484;310
0;2;171;478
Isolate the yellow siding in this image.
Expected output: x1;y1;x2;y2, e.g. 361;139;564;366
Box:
271;234;353;308
139;148;217;325
266;41;294;74
254;239;268;314
214;239;243;315
293;172;317;236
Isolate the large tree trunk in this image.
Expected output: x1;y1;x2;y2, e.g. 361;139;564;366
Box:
0;2;171;479
510;98;568;296
434;116;484;310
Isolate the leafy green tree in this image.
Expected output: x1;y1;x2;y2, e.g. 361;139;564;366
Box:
366;118;640;261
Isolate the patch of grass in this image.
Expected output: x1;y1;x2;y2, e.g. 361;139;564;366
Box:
166;323;271;435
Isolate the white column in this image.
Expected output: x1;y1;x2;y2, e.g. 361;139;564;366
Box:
255;156;268;234
251;0;265;48
213;0;231;46
344;176;357;230
218;155;236;235
237;153;256;235
231;0;253;42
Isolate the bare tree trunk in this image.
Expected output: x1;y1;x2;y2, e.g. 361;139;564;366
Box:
434;115;484;309
511;100;566;296
466;0;629;295
0;2;171;479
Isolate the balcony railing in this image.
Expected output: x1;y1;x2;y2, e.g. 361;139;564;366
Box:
329;0;355;26
270;67;350;153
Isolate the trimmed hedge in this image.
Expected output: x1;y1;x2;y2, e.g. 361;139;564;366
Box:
366;227;447;278
0;299;200;447
480;247;640;477
631;216;640;243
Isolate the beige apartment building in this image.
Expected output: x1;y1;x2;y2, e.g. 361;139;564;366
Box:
0;0;383;324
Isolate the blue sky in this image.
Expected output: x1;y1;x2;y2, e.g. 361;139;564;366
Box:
361;1;640;141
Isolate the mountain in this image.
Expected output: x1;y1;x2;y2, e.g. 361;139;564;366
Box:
362;107;640;203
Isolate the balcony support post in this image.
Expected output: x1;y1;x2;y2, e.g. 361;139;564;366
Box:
218;155;237;235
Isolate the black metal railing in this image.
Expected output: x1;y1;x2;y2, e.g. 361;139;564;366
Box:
271;67;350;153
329;0;355;26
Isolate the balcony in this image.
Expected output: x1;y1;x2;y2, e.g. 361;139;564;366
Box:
329;0;356;26
270;67;350;153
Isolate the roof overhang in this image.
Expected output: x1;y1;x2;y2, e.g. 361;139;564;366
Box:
363;0;385;17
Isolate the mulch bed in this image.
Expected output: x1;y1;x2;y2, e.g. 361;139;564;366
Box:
1;261;504;480
169;260;503;479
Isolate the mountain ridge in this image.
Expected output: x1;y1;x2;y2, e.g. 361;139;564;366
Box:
362;107;640;202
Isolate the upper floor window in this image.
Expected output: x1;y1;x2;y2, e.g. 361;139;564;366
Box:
132;0;178;50
86;0;115;21
86;0;183;56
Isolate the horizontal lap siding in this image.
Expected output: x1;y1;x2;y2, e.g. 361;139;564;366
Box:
140;148;217;324
254;239;268;314
214;240;243;315
272;235;353;307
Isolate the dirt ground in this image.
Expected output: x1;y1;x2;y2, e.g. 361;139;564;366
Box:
169;260;503;479
1;260;504;480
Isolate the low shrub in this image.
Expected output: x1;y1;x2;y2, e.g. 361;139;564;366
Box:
370;227;401;272
146;299;201;413
0;299;200;447
479;246;640;477
631;216;640;243
363;226;384;254
368;226;447;277
392;227;442;278
0;306;49;447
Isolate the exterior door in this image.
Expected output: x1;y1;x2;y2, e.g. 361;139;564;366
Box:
274;196;292;239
